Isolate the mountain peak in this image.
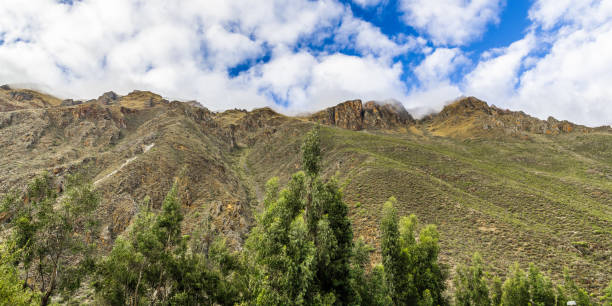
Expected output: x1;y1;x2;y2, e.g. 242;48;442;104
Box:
309;99;414;131
423;96;589;138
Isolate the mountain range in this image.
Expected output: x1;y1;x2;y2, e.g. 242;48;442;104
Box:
0;85;610;295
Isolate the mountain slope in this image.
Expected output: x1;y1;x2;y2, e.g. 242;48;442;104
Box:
0;90;610;294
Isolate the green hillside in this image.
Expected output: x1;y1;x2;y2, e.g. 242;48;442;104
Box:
0;88;610;302
246;122;612;294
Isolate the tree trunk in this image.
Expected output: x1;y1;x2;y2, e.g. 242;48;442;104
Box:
40;267;57;306
132;264;144;306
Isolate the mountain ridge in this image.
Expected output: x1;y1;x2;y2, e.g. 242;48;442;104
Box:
1;86;610;295
2;85;603;135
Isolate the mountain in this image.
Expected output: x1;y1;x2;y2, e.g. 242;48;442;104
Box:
420;96;591;138
0;87;610;295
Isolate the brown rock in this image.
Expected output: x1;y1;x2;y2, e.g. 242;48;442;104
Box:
309;99;414;131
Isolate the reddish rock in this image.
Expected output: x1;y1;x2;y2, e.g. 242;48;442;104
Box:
309;99;414;131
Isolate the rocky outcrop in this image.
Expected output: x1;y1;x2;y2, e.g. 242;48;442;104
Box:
309;99;415;131
60;99;83;106
423;96;591;137
97;91;120;105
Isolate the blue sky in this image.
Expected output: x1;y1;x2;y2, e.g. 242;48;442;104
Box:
0;0;611;126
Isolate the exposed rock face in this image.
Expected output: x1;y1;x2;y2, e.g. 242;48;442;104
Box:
0;88;63;111
0;90;288;250
97;91;120;105
310;99;415;130
363;100;414;129
423;96;590;138
1;88;611;294
60;99;83;106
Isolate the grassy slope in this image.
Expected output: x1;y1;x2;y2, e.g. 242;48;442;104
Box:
246;123;611;295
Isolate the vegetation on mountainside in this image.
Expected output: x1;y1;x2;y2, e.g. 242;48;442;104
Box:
245;124;611;293
1;127;607;305
2;88;610;296
1;173;100;305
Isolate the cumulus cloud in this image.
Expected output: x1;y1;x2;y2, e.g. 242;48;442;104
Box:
1;0;611;126
513;21;612;125
403;48;467;116
352;0;385;8
399;0;504;45
414;48;468;84
463;34;535;103
334;15;423;61
463;0;612;126
0;0;408;113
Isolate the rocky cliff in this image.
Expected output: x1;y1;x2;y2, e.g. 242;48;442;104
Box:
309;99;415;130
421;96;591;138
0;89;293;249
1;89;610;294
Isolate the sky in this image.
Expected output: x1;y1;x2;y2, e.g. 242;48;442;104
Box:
0;0;611;126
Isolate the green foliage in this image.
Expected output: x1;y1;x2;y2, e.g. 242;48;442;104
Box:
527;264;556;306
458;260;597;306
409;223;448;305
501;264;530;306
245;129;360;305
95;182;242;305
559;268;593;306
500;263;563;306
380;197;406;303
601;281;612;306
490;276;503;306
2;172;100;305
156;182;183;245
418;289;434;306
245;173;318;305
301;126;321;177
364;265;393;306
0;243;40;305
454;253;491;306
313;179;354;304
380;197;448;305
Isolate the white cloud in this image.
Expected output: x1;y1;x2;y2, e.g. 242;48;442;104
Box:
0;0;410;113
512;21;612;126
414;48;468;84
463;34;535;103
2;0;612;127
455;0;612;126
402;48;467;115
528;0;612;30
352;0;385;8
334;15;423;61
246;50;409;113
306;54;408;110
399;0;504;45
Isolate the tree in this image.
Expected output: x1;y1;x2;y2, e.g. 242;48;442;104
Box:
527;264;556;306
312;179;354;304
380;197;409;304
3;173;100;306
245;172;318;305
501;264;530;306
95;182;239;305
490;276;503;306
0;243;39;305
364;264;393;306
380;197;448;305
408;222;448;305
298;126;356;304
558;268;593;306
454;253;491;306
301;125;321;178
